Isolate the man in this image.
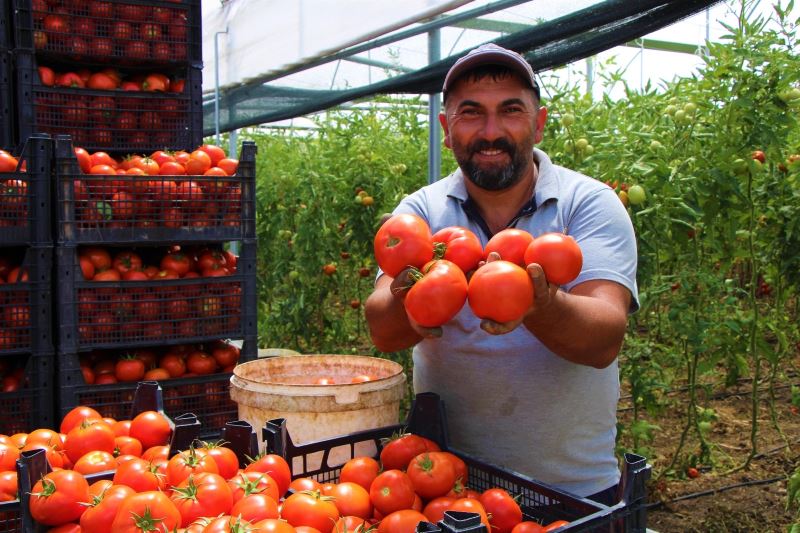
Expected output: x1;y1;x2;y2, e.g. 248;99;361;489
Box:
364;43;638;505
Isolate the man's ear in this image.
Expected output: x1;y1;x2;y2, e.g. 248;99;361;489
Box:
534;106;548;144
438;113;452;149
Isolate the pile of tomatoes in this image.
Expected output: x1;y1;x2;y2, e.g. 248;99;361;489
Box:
38;66;184;93
374;214;583;327
69;143;243;229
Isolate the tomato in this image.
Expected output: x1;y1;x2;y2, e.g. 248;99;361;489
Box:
511;522;545;533
407;452;457;501
437;451;467;487
113;457;165;491
212;344;240;368
38;65;56;86
199;144;227;166
543;520;569;532
0;470;17;502
187;350;218;374
167;448;219;487
160;161;187;175
244;453;291;496
0;442;20;471
186;150;213;175
431;226;484;273
281;490;340;533
333;516;370;533
171;472;234;527
339;456;380;492
479;488;523;533
251;518;297;533
484;228;534;267
161;251;192;276
523;233;582;285
369;469;416;516
60;406;102;434
191;442;237;479
380;433;435;471
64;419;116;463
29;469;91;526
111;490;181;532
404;259;468;327
114;435;142;457
82;247;112;271
80;484;135;533
328;481;372;519
377;509;428;533
422;496;456;524
374;214;434;277
129;410;172;450
0;152;18;173
143;367;171;381
467;261;533;323
227;471;281;504
227;492;279;524
115;356;146;382
289;477;322;493
25;428;64;451
87;72;117;90
78;255;96;280
160;353;186;377
751;150;766;163
217;158;239;175
73;450;116;475
450;498;491;530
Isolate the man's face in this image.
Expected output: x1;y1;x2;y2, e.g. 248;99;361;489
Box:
440;73;547;191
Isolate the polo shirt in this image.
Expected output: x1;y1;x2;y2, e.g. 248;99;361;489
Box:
388;147;639;497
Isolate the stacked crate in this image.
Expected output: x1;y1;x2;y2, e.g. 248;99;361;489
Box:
0;135;54;439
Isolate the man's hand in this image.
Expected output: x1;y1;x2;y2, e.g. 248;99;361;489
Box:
479;254;559;335
389;267;443;339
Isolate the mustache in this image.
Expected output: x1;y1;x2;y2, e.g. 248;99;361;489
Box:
468;138;515;155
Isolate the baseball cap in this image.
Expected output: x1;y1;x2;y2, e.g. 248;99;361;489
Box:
442;43;540;99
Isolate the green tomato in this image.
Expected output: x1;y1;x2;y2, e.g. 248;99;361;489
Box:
575;138;589;151
664;105;677;116
627;184;646;205
674;110;687;123
288;270;300;280
732;158;748;175
683;102;697;115
354;195;363;205
561;112;575;127
649;140;662;151
583;144;594;155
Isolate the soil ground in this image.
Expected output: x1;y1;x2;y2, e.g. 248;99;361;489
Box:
617;374;800;532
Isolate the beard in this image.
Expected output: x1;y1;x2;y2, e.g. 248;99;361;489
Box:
456;137;531;191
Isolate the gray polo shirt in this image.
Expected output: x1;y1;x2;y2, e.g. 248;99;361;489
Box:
388;147;639;497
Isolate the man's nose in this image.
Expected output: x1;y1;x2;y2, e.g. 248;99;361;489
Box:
479;112;504;141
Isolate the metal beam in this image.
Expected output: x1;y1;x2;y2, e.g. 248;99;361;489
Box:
345;56;414;73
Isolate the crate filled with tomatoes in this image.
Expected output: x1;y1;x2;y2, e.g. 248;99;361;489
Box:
11;0;202;66
14;52;203;153
263;392;652;533
57;338;256;435
54;137;256;244
0;246;53;355
55;242;256;352
0;353;53;437
0;134;52;245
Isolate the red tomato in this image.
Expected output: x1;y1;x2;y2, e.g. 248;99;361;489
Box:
60;405;102;434
281;490;341;533
404;259;468;327
212;343;240;368
230;493;280;523
479;488;523;533
422;496;457;523
73;147;92;173
112;457;164;492
81;247;112;271
407;452;457;501
450;498;491;531
543;520;570;532
110;491;181;532
378;510;428;533
161;251;192;276
0;443;20;471
467;260;533;323
114;356;145;382
339;456;380;492
166;448;219;487
198;441;240;479
244;453;292;496
227;471;281;504
252;518;297;533
129;410;172;450
374;214;434;277
199;144;227;166
80;484;135;533
523;233;583;285
328;481;372;519
29;469;91;526
484;228;534;266
73;450;116;475
64;419;116;463
171;472;234;527
380;433;437;471
511;521;545;533
0;470;18;502
431;226;484;273
114;435;142;457
369;469;416;516
289;477;322;493
437;451;468;487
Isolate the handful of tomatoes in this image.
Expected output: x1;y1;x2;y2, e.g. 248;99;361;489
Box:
373;215;583;326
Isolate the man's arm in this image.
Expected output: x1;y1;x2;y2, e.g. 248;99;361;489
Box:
365;274;424;352
522;269;631;369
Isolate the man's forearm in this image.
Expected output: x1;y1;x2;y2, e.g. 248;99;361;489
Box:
365;278;422;352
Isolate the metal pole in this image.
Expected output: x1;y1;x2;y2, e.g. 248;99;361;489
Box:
428;29;441;184
215;28;229;146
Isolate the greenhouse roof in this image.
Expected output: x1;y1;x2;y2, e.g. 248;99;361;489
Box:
201;0;725;135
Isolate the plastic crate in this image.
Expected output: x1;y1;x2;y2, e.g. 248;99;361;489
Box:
12;0;202;66
58;339;257;438
0;246;53;355
0;352;54;436
0;50;11;150
15;54;203;154
54;137;256;244
0;135;52;245
55;242;257;352
263;392;652;533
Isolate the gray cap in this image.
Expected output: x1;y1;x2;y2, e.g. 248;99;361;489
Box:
442;43;540;99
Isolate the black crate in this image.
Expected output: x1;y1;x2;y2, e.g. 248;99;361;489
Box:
0;246;53;355
0;352;54;436
55;242;257;352
15;53;203;154
58;339;256;438
12;0;202;66
54;138;256;244
0;135;52;245
263;393;652;533
0;50;11;150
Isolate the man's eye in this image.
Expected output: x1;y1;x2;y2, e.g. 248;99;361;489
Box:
459;108;480;117
504;106;524;114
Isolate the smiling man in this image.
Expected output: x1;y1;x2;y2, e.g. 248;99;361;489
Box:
365;43;639;505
